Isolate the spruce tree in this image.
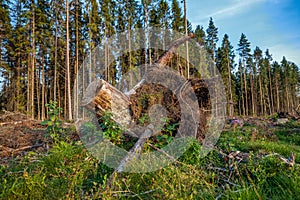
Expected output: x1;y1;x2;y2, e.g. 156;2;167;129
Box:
216;34;236;116
194;25;205;46
0;0;12;110
171;0;183;33
237;33;251;116
253;46;264;115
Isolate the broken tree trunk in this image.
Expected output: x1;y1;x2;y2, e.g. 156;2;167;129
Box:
81;34;195;176
81;79;132;129
81;33;195;127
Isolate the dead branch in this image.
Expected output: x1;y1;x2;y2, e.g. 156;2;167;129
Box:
116;124;154;172
0;119;38;127
0;143;44;154
155;33;194;68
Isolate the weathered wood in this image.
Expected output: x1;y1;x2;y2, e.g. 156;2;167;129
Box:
81;79;132;128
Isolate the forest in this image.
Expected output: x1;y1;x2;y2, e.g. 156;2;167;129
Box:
0;0;299;119
0;0;300;199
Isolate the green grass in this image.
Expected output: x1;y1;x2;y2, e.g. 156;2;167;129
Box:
1;120;300;199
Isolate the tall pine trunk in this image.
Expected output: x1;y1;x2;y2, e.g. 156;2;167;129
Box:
240;67;245;116
243;66;248;116
226;55;233;117
31;9;35;119
250;73;255;116
74;0;79;120
184;0;189;79
66;0;72;120
36;67;40;120
275;75;280;112
268;63;274;113
41;55;45;120
259;73;264;115
54;3;58;102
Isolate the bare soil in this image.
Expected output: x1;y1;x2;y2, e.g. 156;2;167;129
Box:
0;111;47;165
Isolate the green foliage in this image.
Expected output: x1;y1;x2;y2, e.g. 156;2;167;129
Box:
99;112;123;144
0;140;104;199
206;17;219;58
154;120;178;147
139;113;149;125
41;100;63;142
2;116;300;199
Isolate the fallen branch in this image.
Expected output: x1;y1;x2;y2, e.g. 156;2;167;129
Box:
114;189;156;197
116;124;154;172
105;124;154;189
0;143;44;153
220;178;241;187
0;119;38;127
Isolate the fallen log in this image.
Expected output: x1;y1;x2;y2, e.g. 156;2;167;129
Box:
81;33;197;136
81;34;197;179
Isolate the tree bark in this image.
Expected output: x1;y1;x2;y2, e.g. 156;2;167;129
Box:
42;54;45;120
66;0;72;121
275;75;280;112
227;56;233;117
184;0;189;79
74;0;79;120
54;2;58;102
31;7;35;119
259;74;264;116
243;66;248;116
268;63;274;114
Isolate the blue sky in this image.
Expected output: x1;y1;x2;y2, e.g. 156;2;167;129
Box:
186;0;300;66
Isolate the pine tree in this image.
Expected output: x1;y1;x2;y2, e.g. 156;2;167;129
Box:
246;56;255;115
0;0;14;110
281;56;290;112
237;33;251;116
253;46;264;115
264;49;274;114
100;0;116;82
171;0;184;33
194;25;205;46
205;17;218;71
35;0;52;120
216;34;236;116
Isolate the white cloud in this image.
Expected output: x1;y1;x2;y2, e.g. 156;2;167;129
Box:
269;44;300;65
203;0;265;20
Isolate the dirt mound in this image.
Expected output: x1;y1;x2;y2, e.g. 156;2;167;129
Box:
0;111;46;164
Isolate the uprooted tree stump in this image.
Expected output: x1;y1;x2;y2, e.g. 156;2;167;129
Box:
81;34;211;177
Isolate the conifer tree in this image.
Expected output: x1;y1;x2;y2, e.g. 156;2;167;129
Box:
194;25;205;46
237;33;251;116
0;0;12;109
253;46;264;115
216;34;236;116
205;17;218;74
171;0;184;33
272;61;281;112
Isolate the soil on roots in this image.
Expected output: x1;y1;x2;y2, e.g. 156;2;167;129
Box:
128;78;211;142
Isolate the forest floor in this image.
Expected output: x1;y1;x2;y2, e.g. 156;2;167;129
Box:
0;112;300;199
0;111;46;164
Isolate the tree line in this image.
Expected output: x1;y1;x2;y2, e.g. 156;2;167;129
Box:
0;0;299;120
